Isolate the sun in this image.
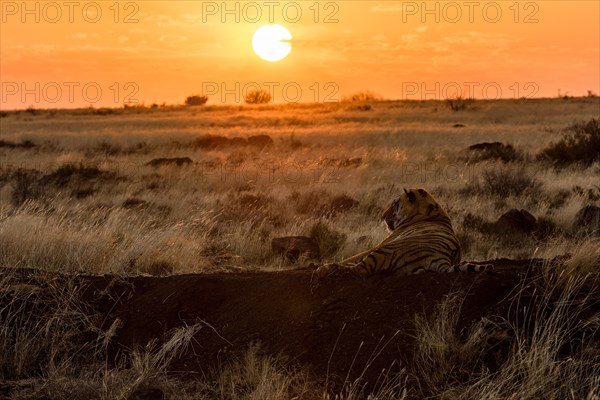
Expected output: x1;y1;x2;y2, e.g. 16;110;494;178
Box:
252;24;292;62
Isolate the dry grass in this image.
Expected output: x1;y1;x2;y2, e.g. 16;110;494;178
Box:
452;277;600;400
0;98;599;398
542;237;600;291
2;267;596;399
409;274;599;400
209;344;312;400
412;293;495;395
1;98;598;272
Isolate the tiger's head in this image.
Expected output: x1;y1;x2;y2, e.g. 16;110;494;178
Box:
381;188;449;231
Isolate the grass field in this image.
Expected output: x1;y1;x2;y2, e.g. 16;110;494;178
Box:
0;97;599;399
1;97;599;274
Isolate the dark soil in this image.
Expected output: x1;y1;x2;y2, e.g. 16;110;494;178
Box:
75;259;543;387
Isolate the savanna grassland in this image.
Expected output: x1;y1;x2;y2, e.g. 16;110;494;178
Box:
1;97;599;274
0;97;599;399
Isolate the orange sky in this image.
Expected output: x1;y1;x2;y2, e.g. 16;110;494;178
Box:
1;1;598;109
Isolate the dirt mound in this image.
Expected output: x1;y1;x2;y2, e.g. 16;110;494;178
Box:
77;259;542;386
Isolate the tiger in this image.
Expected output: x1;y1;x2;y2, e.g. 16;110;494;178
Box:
315;188;492;278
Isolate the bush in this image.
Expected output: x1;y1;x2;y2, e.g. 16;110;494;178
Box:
309;221;346;259
245;89;272;104
11;169;42;206
446;96;473;111
481;167;541;197
0;140;36;149
342;90;382;102
538;119;600;165
289;189;332;216
184;95;208;106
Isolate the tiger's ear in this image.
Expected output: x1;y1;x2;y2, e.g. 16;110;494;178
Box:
418;189;428;197
406;189;417;203
403;188;409;195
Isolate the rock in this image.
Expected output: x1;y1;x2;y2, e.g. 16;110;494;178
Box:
468;142;507;152
467;142;521;162
271;236;320;262
494;209;537;234
248;134;274;148
147;157;193;167
573;204;600;235
453;123;465;128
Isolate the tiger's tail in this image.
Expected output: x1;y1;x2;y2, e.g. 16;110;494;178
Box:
452;262;494;273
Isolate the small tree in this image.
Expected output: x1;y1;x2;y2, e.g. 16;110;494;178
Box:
245;89;272;104
341;90;382;102
446;96;473;111
185;95;208;106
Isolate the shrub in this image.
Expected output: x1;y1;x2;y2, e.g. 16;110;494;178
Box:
446;96;473;111
342;90;382;102
191;134;232;149
289;189;332;216
309;221;346;258
245;89;272;104
462;212;492;233
42;164;109;187
0;140;36;149
10;169;42;206
481;167;541;197
184;95;208;106
538;118;600;165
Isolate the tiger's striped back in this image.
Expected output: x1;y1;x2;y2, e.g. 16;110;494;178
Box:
338;188;491;277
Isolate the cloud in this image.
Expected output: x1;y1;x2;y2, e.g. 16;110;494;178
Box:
442;32;514;47
159;35;188;44
144;13;203;28
371;4;403;13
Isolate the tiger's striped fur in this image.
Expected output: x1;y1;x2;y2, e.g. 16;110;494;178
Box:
336;188;490;277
